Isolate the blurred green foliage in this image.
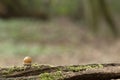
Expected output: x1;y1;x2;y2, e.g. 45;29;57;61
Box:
0;0;119;57
0;0;82;19
109;0;120;13
51;0;81;16
0;0;120;19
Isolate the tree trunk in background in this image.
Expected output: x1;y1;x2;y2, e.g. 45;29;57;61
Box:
83;0;100;33
99;0;118;36
83;0;118;36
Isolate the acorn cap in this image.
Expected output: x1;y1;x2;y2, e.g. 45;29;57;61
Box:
23;56;32;64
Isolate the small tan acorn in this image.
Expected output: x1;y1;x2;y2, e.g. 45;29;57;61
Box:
23;56;32;67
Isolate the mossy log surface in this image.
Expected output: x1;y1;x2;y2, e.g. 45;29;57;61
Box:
0;63;120;80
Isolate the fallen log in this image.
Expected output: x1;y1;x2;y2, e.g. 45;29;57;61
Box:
0;63;120;80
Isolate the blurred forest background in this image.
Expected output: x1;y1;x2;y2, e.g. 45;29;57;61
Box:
0;0;120;66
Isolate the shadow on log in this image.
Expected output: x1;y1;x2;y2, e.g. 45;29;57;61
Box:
0;63;120;80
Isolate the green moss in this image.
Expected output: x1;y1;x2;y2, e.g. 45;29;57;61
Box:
66;64;103;72
2;70;9;75
10;66;24;72
31;64;41;69
1;64;53;76
1;66;25;75
31;64;53;69
39;71;63;80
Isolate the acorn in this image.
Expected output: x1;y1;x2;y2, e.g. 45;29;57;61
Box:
23;56;32;67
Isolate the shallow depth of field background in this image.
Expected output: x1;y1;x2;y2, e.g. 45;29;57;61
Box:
0;0;120;66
